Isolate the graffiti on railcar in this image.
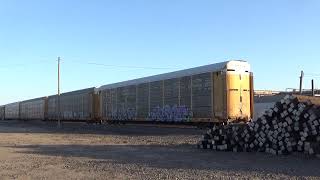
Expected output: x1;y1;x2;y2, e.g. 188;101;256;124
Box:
108;108;137;121
148;105;193;122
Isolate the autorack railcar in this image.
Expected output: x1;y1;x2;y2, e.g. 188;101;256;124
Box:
97;60;254;124
20;97;47;120
1;60;254;125
4;102;20;120
47;88;100;122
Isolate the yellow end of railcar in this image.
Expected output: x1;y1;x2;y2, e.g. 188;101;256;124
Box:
225;62;252;122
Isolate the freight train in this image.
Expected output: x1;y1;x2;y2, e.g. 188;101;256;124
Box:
0;60;254;125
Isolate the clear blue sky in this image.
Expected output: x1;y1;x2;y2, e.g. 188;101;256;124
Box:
0;0;320;105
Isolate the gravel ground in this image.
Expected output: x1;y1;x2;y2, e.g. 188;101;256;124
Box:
0;121;319;180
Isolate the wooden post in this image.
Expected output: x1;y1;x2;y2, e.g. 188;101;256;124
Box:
312;79;315;96
299;71;304;94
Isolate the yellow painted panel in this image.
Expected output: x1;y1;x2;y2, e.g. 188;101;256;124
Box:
226;72;251;121
213;72;226;120
241;74;251;120
226;73;241;120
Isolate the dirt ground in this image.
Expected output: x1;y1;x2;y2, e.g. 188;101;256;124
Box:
0;121;319;180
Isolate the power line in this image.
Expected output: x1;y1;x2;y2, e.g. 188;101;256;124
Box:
0;60;55;69
304;76;320;79
63;59;181;70
304;73;320;78
304;73;320;77
0;58;183;71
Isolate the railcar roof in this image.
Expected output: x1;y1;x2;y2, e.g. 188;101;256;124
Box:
98;60;249;91
48;87;96;98
4;102;20;107
20;97;47;104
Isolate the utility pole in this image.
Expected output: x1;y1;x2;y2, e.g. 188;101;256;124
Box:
312;79;315;97
299;71;304;95
58;57;61;127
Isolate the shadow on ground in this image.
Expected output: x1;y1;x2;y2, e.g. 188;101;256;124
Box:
6;143;320;177
0;121;203;136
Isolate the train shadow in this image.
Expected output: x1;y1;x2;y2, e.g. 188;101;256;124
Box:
0;120;204;136
6;143;320;177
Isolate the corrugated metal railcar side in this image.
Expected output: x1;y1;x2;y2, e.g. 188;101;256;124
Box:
5;102;20;120
99;60;253;124
100;72;215;122
0;106;5;120
47;88;98;121
20;97;47;120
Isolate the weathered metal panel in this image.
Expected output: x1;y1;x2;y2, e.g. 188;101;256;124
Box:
100;90;108;118
93;93;100;120
117;87;126;114
108;85;137;120
5;102;20;120
110;88;117;117
47;88;95;121
126;85;137;110
164;78;179;106
0;106;5;120
47;95;57;119
192;106;212;118
150;81;163;109
137;83;149;118
180;76;192;109
100;89;111;119
20;97;47;120
192;73;212;118
104;89;112;118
